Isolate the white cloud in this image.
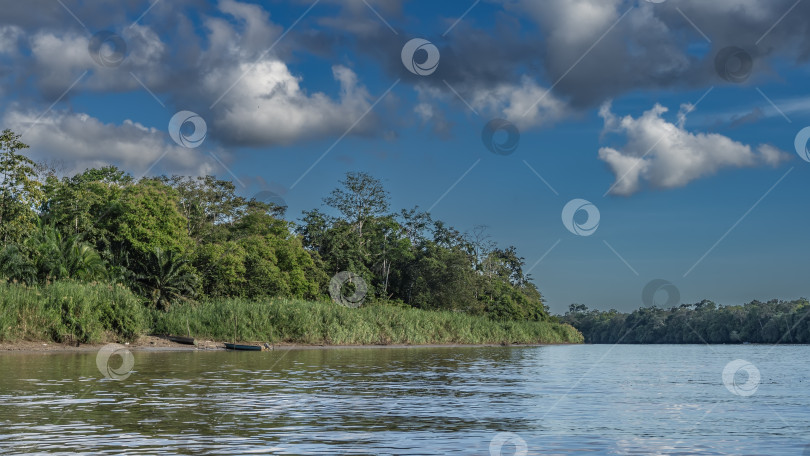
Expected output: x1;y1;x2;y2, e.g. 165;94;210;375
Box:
518;0;623;46
411;75;570;136
598;102;791;195
206;62;373;147
0;25;22;54
469;76;570;129
11;0;376;149
27;25;170;94
3;108;222;177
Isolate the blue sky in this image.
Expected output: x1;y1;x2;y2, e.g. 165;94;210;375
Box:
2;0;809;313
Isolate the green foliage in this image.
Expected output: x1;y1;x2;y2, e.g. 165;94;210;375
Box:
323;171;389;238
0;281;147;343
25;223;106;282
112;179;193;258
42;166;130;242
0;244;36;284
0;129;554;343
133;248;199;310
163;175;245;242
0;129;43;244
193;241;247;297
301;173;550;321
561;299;810;344
153;298;584;345
0;281;583;345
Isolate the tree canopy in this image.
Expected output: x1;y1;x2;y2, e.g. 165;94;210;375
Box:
0;131;549;321
561;299;810;344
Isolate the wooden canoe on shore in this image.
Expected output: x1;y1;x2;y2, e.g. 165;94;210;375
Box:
165;335;196;345
224;342;264;351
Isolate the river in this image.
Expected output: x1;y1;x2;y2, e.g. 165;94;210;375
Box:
0;344;807;455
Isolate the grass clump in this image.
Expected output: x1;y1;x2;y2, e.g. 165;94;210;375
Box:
0;280;147;343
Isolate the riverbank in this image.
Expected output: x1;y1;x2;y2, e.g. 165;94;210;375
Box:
0;335;575;353
0;281;584;347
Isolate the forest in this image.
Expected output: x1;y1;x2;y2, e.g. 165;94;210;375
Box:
0;129;579;344
561;298;810;344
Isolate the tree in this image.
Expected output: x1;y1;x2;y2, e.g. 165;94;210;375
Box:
164;175;245;242
134;248;199;310
25;223;106;282
42;166;130;256
324;172;389;238
0;130;42;244
0;243;36;284
110;178;193;260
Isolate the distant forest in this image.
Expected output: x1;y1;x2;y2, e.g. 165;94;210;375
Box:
0;129;548;322
561;299;810;344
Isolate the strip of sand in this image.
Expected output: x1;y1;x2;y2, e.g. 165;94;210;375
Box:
0;336;553;354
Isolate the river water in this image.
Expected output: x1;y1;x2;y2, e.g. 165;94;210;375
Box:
0;344;808;455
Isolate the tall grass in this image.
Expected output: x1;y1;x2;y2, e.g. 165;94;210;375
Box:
154;298;583;345
0;280;147;343
0;281;583;345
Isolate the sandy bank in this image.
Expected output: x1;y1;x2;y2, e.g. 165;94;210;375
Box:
0;336;560;354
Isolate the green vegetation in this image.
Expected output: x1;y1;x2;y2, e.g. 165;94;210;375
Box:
0;129;578;345
561;299;810;344
0;281;147;343
154;298;583;345
0;281;582;345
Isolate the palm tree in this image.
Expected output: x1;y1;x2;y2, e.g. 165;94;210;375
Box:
107;249;135;286
26;223;106;281
0;243;36;284
66;242;106;281
134;248;198;310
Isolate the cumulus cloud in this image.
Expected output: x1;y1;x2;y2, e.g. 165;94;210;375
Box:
598;103;791;195
3;108;223;177
411;75;570;140
506;0;810;106
0;0;382;160
4;0;810;157
205;63;373;147
469;76;570;130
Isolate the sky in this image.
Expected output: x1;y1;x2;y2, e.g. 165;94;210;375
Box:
2;0;809;313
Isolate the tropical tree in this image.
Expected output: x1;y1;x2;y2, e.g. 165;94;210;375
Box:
134;248;199;310
323;172;389;238
0;243;36;284
0;129;43;244
110;178;193;261
25;223;106;282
